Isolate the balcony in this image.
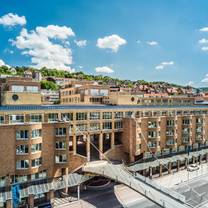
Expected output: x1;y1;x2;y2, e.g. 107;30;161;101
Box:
195;135;203;142
182;137;190;144
166;131;174;137
148;122;157;128
166;139;175;146
148;142;157;148
196;127;203;133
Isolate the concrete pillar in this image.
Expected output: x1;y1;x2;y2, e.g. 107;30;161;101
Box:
159;164;163;177
168;162;172;174
199;155;202;164
177;160;180;172
28;194;34;208
77;185;80;200
149;167;153;179
143;169;146;176
111;132;115;149
73;135;77;155
185;158;188;169
6;200;12;208
193;156;195;164
99;133;103;160
47;190;54;204
86;135;90;162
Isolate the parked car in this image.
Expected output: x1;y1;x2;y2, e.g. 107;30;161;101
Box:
187;164;200;172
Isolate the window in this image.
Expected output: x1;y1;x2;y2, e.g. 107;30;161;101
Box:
148;131;157;138
103;122;112;130
30;114;42;122
167;120;174;127
148;121;157;128
31;129;42;138
31;143;42;153
32;157;42;167
16;160;29;169
76;113;87;120
115;121;122;129
0;177;5;187
55;155;67;163
90;112;100;120
16;130;29;140
55;128;66;136
10;115;24;123
76;124;87;132
26;86;39;93
103;112;112;119
56;141;66;149
0;115;4;124
11;85;24;92
31;170;47;181
90;123;100;131
125;111;133;118
48;113;58;122
61;113;73;121
114;112;123;119
16;145;29;155
182;119;190;125
15;175;27;183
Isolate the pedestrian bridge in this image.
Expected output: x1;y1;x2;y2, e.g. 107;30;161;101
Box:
83;160;191;208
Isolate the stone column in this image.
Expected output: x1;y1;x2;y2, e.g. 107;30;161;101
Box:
73;135;77;155
149;167;153;179
28;194;34;208
168;162;172;174
62;168;69;194
47;190;54;204
177;160;180;172
111;132;115;149
99;133;103;160
193;156;195;164
159;164;163;177
185;158;188;169
199;155;202;164
143;169;146;176
86;135;90;162
6;200;12;208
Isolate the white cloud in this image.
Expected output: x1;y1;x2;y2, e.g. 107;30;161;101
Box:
187;81;194;86
74;40;87;47
201;74;208;83
11;25;75;71
0;59;10;68
96;34;126;52
36;25;74;39
199;27;208;32
201;46;208;51
0;13;26;27
146;41;159;46
95;66;114;73
155;61;174;70
198;38;208;44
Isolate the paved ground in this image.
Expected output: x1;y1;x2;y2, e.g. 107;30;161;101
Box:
54;162;208;208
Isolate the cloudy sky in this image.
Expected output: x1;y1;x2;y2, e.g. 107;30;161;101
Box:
1;0;208;87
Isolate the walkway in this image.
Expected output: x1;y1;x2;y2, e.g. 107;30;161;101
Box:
83;161;191;208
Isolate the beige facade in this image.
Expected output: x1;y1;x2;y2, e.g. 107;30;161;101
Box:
0;77;41;105
0;104;208;207
60;84;109;104
103;94;195;106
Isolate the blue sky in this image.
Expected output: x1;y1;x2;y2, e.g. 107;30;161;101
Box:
1;0;208;87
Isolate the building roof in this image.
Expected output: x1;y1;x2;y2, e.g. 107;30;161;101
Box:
0;104;208;112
